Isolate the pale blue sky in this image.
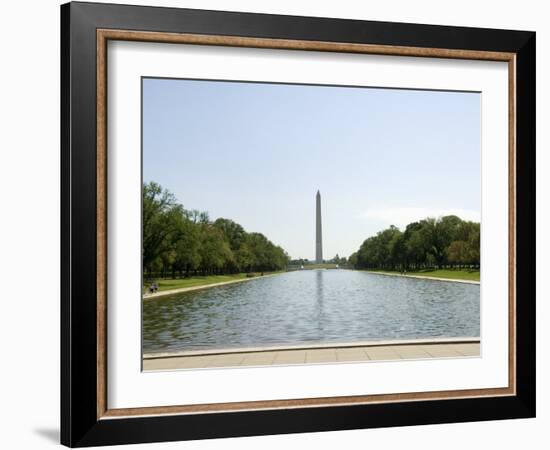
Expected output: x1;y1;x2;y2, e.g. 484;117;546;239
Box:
143;78;480;260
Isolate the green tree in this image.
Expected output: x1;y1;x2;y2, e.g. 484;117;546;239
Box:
351;215;480;271
173;215;201;277
199;225;233;274
447;240;468;266
142;182;184;274
214;218;246;251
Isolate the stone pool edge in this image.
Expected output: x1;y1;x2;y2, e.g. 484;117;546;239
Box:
143;337;481;360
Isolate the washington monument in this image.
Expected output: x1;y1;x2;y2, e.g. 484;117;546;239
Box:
316;190;323;263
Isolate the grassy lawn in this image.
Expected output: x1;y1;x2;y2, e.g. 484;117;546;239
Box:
144;272;276;292
366;268;480;282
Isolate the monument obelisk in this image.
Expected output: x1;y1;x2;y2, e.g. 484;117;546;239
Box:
315;190;323;264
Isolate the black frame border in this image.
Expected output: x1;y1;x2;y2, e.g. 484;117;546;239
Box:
61;2;535;447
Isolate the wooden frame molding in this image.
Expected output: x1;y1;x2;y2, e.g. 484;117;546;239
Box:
97;28;517;61
96;29;517;420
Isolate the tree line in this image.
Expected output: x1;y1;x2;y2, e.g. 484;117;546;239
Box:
289;254;349;267
349;215;480;271
143;182;289;279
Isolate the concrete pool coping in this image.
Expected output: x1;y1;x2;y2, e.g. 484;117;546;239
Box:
143;337;480;359
142;338;481;371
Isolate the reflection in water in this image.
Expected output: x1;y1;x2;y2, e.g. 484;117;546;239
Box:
143;270;480;352
315;270;324;337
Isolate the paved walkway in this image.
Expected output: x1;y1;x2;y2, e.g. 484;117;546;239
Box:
143;273;279;299
364;271;480;285
143;339;480;371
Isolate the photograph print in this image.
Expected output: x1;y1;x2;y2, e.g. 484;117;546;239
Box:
141;78;481;371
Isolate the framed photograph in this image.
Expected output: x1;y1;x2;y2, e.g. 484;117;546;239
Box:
61;2;536;447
